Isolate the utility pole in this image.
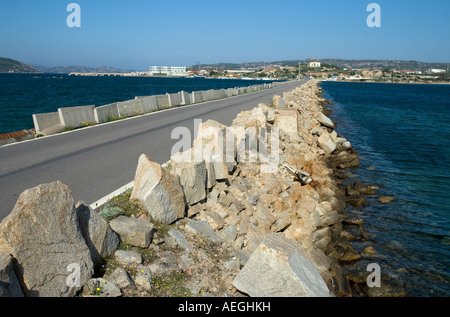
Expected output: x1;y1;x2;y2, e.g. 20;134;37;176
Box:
298;61;301;80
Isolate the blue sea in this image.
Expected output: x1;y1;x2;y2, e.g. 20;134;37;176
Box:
0;74;275;134
321;81;450;296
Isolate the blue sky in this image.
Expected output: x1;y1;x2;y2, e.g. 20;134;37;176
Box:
0;0;449;70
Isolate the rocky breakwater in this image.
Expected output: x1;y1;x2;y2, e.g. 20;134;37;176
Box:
0;79;363;297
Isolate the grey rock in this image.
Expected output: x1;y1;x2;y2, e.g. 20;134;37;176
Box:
171;149;207;205
134;264;152;291
148;251;179;276
168;228;193;252
109;216;154;248
0;181;93;297
76;202;119;263
114;250;142;267
224;259;241;271
106;267;136;291
219;225;238;245
232;233;330;297
246;193;260;206
185;221;221;243
82;278;122;297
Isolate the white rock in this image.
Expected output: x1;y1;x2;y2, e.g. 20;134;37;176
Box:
317;132;336;154
131;154;186;225
315;112;335;129
232;233;330;297
171;149;207;205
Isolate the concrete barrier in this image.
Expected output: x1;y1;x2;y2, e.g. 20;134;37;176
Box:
117;99;142;118
226;88;238;97
215;89;228;99
180;91;191;106
238;87;247;94
30;81;283;134
190;91;204;104
32;112;61;133
138;96;159;113
58;105;95;128
94;103;119;123
154;94;170;109
167;92;182;107
205;89;218;101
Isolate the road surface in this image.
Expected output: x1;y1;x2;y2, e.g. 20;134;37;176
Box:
0;79;306;221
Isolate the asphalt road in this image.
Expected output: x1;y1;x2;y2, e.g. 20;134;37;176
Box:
0;79;306;221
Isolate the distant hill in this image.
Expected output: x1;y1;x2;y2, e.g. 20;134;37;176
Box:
190;58;449;72
34;65;132;74
0;57;39;73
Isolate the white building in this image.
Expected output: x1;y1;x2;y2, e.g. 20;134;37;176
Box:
430;69;446;74
149;66;188;77
309;62;321;68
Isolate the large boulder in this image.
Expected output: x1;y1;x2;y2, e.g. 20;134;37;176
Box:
171;149;207;206
131;154;186;225
317;132;336;154
232;233;330;297
0;181;94;297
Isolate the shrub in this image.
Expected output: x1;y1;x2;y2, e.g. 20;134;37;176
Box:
99;206;125;221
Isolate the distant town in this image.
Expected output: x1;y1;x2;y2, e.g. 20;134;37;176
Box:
1;56;449;84
69;61;450;84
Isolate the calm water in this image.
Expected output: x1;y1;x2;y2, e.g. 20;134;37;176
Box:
0;74;276;134
321;81;450;296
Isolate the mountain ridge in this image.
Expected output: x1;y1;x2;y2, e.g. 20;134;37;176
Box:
0;57;39;73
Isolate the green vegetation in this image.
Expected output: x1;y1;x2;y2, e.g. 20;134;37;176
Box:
151;271;191;297
101;188;145;219
99;206;125;221
60;126;75;133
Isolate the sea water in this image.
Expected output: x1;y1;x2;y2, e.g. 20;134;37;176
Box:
321;81;450;296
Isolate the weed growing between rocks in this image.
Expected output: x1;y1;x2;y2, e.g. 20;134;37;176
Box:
101;188;147;220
